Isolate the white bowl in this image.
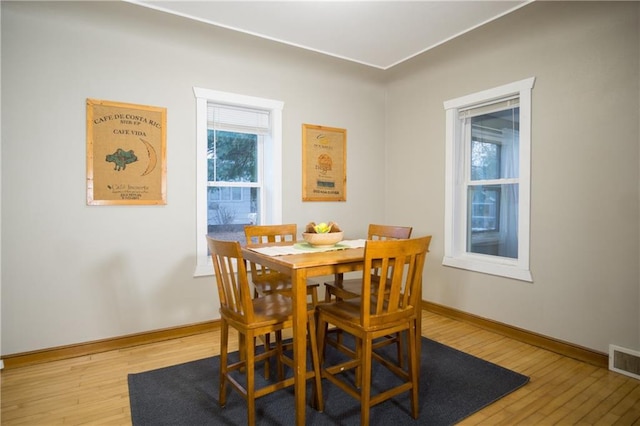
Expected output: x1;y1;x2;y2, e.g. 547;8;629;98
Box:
302;231;344;247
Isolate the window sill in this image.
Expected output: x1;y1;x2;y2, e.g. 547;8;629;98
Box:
442;255;533;282
193;258;213;277
193;256;243;278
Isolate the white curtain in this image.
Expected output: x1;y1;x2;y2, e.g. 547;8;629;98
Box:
499;127;519;258
459;117;471;251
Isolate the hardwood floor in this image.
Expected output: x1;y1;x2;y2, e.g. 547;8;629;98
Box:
2;311;639;425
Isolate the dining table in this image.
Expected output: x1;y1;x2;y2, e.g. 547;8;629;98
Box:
241;238;424;426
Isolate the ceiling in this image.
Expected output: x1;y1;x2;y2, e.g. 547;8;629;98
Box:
126;1;532;70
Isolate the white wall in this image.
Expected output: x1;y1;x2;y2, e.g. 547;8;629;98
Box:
385;1;640;353
0;1;387;354
0;2;3;369
2;1;639;357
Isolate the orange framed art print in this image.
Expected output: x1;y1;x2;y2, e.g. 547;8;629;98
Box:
302;124;346;202
86;99;166;205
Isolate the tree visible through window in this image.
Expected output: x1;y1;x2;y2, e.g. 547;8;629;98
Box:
209;131;257;183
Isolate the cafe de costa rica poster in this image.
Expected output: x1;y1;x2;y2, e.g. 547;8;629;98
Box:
86;99;167;205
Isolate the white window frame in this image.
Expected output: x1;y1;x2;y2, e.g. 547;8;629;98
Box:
193;88;283;276
443;77;535;282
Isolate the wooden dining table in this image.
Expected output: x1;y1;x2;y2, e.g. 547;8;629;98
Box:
241;241;366;426
242;239;425;425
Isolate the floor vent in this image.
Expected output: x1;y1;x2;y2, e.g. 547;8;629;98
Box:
609;344;640;380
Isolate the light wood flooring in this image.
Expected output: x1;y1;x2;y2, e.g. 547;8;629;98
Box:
2;311;639;425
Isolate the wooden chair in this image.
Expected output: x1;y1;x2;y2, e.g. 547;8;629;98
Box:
244;224;319;305
323;224;412;366
207;237;324;426
244;224;321;380
316;235;431;426
324;224;413;302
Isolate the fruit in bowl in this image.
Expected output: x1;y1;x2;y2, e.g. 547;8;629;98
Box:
303;221;344;247
314;222;332;233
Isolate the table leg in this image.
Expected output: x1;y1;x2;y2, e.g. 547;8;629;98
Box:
416;277;423;380
291;269;307;426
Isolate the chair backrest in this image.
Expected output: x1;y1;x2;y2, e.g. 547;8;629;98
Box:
368;224;413;240
366;224;413;282
207;237;255;324
244;224;298;283
244;224;298;245
360;235;432;328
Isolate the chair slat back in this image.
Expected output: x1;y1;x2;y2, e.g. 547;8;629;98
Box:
207;237;255;324
360;236;431;328
244;224;298;244
244;224;298;284
367;224;413;282
368;224;413;240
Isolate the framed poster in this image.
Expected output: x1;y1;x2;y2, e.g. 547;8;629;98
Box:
86;99;166;205
302;124;347;201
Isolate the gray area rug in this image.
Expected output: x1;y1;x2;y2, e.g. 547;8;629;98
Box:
128;336;528;425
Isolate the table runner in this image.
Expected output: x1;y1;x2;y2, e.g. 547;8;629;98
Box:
247;239;366;256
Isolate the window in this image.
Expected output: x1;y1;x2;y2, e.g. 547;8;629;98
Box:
210;187;244;202
194;88;283;276
443;77;535;282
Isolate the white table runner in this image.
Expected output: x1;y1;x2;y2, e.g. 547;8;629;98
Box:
248;239;367;257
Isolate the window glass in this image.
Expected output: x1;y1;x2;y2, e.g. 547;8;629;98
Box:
467;106;519;259
206;128;260;244
467;184;518;258
468;185;501;233
206;126;261;245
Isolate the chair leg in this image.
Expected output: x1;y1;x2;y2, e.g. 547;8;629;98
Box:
360;336;373;426
317;315;328;366
396;331;404;369
355;337;362;388
307;312;324;412
263;332;271;380
219;320;229;407
275;330;285;380
324;288;347;356
246;331;256;426
324;286;333;302
408;323;419;419
336;324;344;352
